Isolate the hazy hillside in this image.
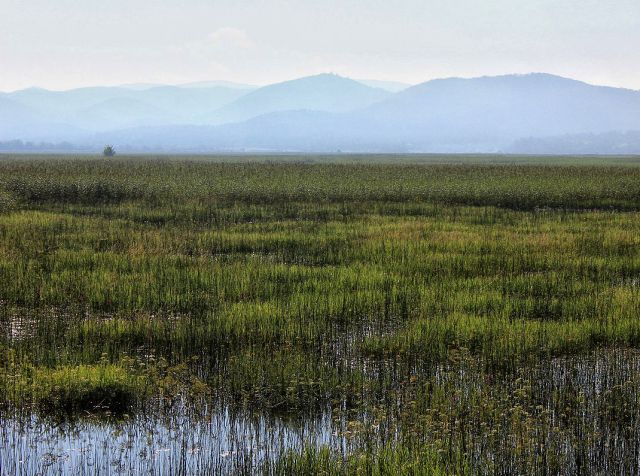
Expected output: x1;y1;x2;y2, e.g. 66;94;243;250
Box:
72;98;170;131
4;85;252;132
8;87;126;115
0;95;39;140
356;79;412;92
178;80;256;90
357;74;640;147
0;95;87;141
0;95;37;125
131;87;251;121
203;74;391;124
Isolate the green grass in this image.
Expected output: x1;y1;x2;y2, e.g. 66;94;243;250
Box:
1;154;640;473
274;444;457;475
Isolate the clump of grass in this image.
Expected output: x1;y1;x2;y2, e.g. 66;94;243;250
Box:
0;353;148;415
33;363;144;414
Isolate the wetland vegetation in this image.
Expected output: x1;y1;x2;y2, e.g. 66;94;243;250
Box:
1;154;640;474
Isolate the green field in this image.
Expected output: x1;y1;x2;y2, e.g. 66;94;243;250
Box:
2;155;640;474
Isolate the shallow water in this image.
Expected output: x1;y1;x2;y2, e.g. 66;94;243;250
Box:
0;406;340;475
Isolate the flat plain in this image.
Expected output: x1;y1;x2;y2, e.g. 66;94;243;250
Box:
2;154;640;475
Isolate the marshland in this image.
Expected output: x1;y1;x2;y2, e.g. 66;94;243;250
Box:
1;154;640;474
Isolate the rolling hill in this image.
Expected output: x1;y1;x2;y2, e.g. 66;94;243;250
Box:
3;85;252;132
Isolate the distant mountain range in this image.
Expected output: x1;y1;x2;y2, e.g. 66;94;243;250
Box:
1;73;639;154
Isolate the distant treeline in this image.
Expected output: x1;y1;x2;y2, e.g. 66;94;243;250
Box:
0;140;93;153
3;131;640;155
508;131;640;155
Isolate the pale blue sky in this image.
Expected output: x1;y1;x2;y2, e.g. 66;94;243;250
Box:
1;0;639;91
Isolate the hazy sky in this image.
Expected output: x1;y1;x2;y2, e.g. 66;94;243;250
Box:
2;0;639;91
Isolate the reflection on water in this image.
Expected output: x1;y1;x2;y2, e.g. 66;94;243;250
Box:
1;406;339;475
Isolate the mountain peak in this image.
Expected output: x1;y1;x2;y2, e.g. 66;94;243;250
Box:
267;73;362;88
203;73;391;124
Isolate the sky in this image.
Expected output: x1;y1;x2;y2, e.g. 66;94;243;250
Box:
1;0;639;92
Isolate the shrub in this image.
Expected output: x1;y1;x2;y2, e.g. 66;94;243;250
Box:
103;145;116;157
